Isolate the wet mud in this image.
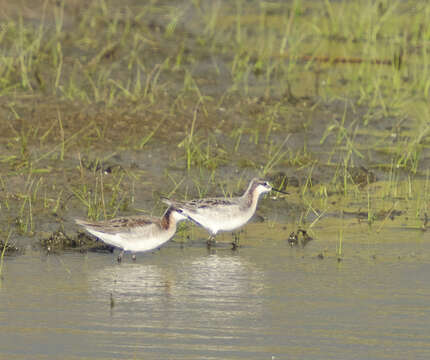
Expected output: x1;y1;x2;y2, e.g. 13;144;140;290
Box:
38;228;113;254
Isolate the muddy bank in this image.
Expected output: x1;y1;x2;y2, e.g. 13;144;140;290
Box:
0;0;429;256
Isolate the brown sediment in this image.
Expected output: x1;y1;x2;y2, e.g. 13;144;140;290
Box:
342;209;403;221
281;54;394;66
0;239;22;256
39;229;113;253
349;166;377;186
288;229;313;248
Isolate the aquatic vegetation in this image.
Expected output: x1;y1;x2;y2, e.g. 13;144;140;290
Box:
0;0;430;257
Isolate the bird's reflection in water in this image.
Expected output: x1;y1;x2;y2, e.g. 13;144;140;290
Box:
88;263;175;307
88;251;265;327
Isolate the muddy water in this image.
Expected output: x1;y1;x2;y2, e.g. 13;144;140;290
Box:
1;223;430;359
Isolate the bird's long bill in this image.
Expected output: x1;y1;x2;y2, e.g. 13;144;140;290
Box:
271;187;289;195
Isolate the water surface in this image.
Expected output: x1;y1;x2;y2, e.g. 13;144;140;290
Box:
1;224;430;359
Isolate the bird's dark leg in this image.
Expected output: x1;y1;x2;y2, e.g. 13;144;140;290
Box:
231;232;240;250
117;250;124;263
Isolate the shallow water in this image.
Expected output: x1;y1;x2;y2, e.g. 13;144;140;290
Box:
1;224;430;359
